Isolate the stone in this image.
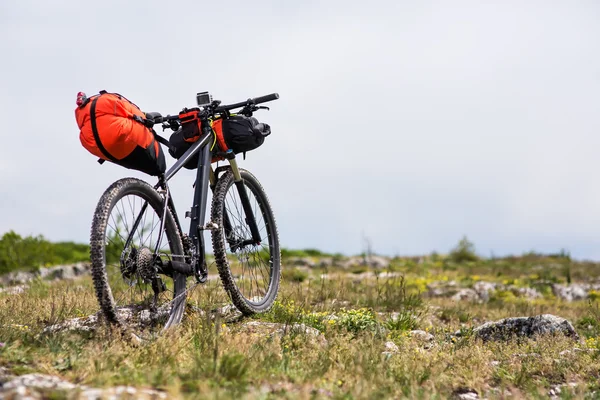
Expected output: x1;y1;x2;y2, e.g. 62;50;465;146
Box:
452;387;479;399
288;257;315;268
239;321;327;346
384;341;399;353
0;271;35;286
410;330;434;342
451;289;479;302
43;314;99;334
467;314;579;342
514;286;543;299
552;284;589;301
1;373;77;391
367;255;390;269
0;284;28;295
0;373;168;399
473;281;498;302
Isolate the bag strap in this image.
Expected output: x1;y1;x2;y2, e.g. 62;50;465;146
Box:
91;90;175;163
153;130;177;153
90;96;119;163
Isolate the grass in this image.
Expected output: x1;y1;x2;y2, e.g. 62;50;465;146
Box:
1;253;600;398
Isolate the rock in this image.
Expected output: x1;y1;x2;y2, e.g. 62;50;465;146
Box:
276;322;323;339
376;271;401;279
0;284;28;295
473;281;498;302
42;303;182;334
80;386;168;399
334;255;390;269
0;263;92;288
38;262;90;281
212;304;243;321
552;284;590;301
410;330;434;342
288;257;315;268
513;286;543;299
467;314;579;342
451;289;479;302
428;287;448;297
0;366;14;384
549;382;578;399
452;387;479;399
317;258;334;268
43;314;99;334
239;321;327;346
382;340;400;357
367;255;390;269
352;272;375;281
0;373;167;399
0;271;35;286
335;257;360;269
384;341;399;353
426;281;459;298
1;373;77;392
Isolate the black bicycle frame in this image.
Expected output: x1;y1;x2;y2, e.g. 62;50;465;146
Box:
146;116;263;282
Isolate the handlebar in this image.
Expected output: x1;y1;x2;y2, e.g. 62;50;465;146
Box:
216;93;279;112
148;92;279;128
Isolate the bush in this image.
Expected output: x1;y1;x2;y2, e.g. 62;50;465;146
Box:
282;268;309;283
280;248;332;259
336;308;378;334
0;231;90;274
448;236;479;263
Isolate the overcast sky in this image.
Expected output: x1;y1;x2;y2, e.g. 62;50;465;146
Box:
1;0;599;259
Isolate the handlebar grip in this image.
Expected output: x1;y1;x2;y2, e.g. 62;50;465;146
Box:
252;93;279;105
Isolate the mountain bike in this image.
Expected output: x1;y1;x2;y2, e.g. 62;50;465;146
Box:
88;92;281;336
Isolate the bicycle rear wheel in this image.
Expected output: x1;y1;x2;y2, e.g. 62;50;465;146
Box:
210;169;281;315
90;177;187;335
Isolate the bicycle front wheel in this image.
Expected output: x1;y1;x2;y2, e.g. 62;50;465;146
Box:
90;177;187;335
210;169;281;315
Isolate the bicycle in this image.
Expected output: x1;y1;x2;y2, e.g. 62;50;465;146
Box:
88;92;281;336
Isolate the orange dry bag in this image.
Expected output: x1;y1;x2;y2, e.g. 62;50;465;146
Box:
75;90;166;176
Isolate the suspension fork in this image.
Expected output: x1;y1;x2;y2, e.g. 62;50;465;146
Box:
224;150;262;247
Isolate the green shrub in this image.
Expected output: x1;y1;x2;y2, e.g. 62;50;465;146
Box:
280;248;332;258
0;231;91;274
336;308;378;334
385;311;418;332
282;268;309;283
448;236;479;263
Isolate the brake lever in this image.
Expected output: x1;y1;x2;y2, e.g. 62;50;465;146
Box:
240;105;269;117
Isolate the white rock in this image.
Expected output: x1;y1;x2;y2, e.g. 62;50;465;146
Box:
410;330;434;342
384;341;399;353
552;284;589;301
